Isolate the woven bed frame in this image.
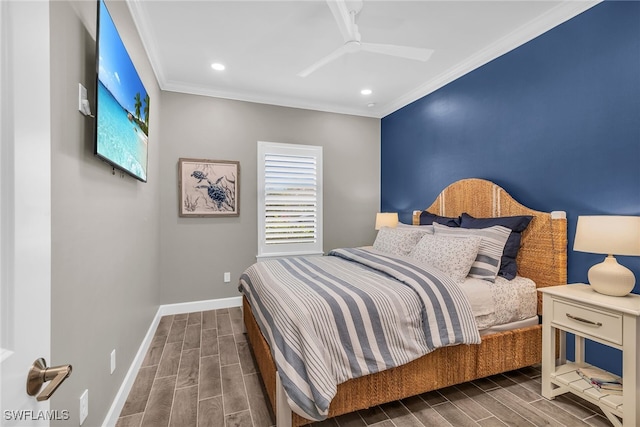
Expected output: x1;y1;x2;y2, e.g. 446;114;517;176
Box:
243;178;567;426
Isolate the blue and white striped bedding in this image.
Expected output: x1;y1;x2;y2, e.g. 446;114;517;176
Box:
239;247;481;421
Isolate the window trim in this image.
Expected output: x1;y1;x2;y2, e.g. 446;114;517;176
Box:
257;141;323;261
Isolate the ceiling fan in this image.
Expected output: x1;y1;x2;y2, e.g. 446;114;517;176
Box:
298;0;434;78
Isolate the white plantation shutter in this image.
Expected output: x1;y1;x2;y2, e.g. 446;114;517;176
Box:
264;154;317;243
258;142;323;260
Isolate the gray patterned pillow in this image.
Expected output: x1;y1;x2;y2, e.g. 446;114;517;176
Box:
373;227;428;256
409;234;481;283
395;222;435;234
432;222;511;282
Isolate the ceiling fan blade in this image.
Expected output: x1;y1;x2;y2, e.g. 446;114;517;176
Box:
298;44;351;77
326;0;359;42
360;43;434;62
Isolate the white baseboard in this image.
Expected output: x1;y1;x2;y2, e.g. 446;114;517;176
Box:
157;296;242;316
101;296;243;427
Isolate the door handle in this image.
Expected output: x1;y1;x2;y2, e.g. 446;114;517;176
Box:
26;358;72;401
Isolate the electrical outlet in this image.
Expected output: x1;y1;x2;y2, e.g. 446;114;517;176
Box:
110;349;116;374
78;83;91;116
224;272;231;283
79;389;89;425
78;83;86;111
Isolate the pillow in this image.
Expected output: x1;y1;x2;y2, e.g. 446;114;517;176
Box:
432;222;511;282
460;213;533;280
372;227;427;257
396;222;435;234
408;234;481;283
419;211;461;227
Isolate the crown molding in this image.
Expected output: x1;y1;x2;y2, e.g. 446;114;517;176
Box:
163;80;381;118
127;0;601;120
380;0;602;118
127;0;167;91
127;0;380;118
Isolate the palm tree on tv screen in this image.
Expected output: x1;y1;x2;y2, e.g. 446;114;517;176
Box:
134;92;142;121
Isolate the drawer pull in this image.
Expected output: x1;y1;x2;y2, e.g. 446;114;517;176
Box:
566;313;602;327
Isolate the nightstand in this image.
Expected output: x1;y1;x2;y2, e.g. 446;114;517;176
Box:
539;284;640;427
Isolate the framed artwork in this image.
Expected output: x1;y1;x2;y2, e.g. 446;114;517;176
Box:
178;158;240;217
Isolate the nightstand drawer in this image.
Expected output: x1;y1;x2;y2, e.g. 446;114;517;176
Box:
552;299;622;345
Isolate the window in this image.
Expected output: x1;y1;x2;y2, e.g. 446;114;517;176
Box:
257;141;323;260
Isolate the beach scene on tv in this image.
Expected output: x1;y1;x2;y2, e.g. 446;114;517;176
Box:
96;0;149;182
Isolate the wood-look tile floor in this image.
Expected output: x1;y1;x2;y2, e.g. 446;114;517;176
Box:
116;308;613;427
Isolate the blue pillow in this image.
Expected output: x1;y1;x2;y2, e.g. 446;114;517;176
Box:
459;213;533;280
419;211;461;227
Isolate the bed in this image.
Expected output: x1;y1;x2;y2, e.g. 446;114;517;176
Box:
241;178;567;426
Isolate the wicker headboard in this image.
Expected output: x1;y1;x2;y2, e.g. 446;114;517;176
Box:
412;178;567;314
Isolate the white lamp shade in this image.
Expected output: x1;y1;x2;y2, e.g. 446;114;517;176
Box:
574;215;640;297
375;212;398;230
574;215;640;256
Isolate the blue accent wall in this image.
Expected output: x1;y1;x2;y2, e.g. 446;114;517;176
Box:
381;1;640;375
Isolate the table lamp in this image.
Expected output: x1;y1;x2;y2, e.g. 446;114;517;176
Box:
375;212;398;230
573;215;640;296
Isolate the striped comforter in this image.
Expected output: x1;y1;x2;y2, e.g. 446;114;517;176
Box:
239;248;480;421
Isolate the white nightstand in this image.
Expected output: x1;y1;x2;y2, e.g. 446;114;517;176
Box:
539;284;640;427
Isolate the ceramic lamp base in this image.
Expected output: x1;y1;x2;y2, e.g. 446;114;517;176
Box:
588;255;636;297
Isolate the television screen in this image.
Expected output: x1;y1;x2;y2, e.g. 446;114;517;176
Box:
95;0;149;182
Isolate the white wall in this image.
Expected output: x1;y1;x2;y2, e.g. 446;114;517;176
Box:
159;92;381;304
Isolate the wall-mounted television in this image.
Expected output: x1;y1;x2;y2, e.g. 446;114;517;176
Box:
95;0;149;182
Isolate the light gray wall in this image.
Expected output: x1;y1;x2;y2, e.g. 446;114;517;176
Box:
47;1;379;422
159;92;380;304
50;1;161;425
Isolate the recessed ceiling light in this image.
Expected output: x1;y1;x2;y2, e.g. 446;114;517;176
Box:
360;88;372;96
367;103;376;108
211;63;225;71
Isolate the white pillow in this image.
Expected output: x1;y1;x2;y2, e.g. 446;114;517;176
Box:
432;222;511;282
409;234;481;283
373;227;427;256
